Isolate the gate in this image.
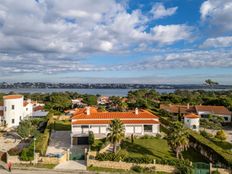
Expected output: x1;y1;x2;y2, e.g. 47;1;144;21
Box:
70;153;85;160
192;162;210;174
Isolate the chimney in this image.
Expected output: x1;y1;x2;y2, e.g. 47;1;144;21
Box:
86;106;90;115
135;108;139;115
187;103;190;109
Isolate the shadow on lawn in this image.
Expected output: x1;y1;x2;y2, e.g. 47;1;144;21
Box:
121;140;159;158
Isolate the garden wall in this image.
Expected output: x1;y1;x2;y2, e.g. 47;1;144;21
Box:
87;159;176;173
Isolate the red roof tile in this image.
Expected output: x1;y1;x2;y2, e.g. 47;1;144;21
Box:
195;105;231;115
3;95;23;100
72;119;159;125
72;110;158;120
184;113;200;119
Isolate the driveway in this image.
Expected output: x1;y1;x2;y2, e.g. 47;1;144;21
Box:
46;131;71;155
54;160;86;170
0;132;21;152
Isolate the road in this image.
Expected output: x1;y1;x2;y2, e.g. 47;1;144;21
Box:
0;169;91;174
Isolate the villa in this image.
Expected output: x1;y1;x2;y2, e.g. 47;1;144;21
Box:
160;104;231;123
71;107;160;145
0;95;46;128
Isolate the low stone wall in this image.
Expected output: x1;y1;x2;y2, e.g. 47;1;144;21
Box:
211;167;232;174
7;151;68;165
87;159;176;173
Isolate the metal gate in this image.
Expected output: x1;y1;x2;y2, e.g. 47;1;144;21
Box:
192;162;210;174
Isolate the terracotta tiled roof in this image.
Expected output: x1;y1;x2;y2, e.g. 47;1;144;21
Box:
33;105;44;111
160;104;195;114
23;101;29;107
3;95;23;100
72;110;158;120
195;105;231;115
184;113;200;119
72;119;159;125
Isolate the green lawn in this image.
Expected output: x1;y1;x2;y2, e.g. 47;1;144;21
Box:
120;138;175;160
211;139;232;150
182;148;209;163
53;120;71;131
88;166;171;174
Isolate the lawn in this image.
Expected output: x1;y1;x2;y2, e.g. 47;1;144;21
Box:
120;137;175;160
182;148;209;163
53;120;71;131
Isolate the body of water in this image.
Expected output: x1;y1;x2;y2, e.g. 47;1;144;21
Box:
0;88;176;96
0;88;231;96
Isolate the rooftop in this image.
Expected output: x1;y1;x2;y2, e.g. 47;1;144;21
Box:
3;95;23;100
184;113;200;119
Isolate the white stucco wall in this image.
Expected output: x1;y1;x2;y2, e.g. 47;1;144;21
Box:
4;97;24;127
184;118;199;131
197;111;231;123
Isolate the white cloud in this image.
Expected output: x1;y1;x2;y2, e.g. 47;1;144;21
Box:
200;0;232;32
201;36;232;48
150;3;177;20
151;25;193;44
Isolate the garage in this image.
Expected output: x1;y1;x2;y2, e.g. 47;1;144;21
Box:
77;136;89;145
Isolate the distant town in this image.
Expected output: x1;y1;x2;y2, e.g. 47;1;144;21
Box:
0;82;232;90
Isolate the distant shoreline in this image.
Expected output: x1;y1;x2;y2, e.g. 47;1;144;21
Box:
0;88;232;96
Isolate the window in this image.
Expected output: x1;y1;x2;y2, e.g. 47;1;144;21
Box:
4;107;6;111
12;119;15;124
144;125;153;132
12;105;15;110
20;116;22;121
81;125;89;129
26;108;28;111
224;117;228;121
192;125;197;129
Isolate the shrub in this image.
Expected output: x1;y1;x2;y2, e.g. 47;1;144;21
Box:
88;131;95;146
215;130;227;141
8;147;21;156
131;165;143;173
212;171;220;174
200;130;213;139
20;147;34;161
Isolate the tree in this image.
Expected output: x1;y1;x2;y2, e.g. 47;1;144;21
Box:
167;122;189;159
107;119;125;153
17;120;38;139
88;131;95;147
215;130;227;141
200;115;224;130
205;79;219;88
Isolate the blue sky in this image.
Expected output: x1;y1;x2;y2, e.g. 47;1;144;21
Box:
0;0;232;84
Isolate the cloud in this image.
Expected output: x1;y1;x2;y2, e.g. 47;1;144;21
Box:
201;36;232;48
150;3;178;20
151;25;193;44
200;0;232;32
112;49;232;70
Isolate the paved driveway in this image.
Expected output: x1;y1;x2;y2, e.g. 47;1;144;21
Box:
46;131;71;155
0;132;21;152
54;160;86;170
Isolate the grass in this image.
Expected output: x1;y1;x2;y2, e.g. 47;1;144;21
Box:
53;120;71;131
13;163;56;169
120;137;175;160
88;166;171;174
182;148;209;163
211;139;232;150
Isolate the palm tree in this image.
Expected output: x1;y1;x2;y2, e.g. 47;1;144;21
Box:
167;122;189;159
107;119;125;153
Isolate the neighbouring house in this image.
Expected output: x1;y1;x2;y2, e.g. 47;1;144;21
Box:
0;95;33;128
71;107;160;145
32;105;48;118
71;98;85;107
184;113;200;131
97;96;109;105
195;105;231;123
160;104;231;123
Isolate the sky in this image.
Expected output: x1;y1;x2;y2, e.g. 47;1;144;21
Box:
0;0;232;84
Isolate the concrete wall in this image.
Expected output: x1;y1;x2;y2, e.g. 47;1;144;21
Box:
87;159;176;173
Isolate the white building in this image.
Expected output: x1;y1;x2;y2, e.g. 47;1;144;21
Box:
0;95;33;128
195;105;231;123
184;113;200;131
71;107;160;145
